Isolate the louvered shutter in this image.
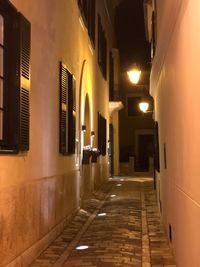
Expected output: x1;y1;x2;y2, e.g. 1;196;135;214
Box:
59;62;76;155
102;116;106;156
0;2;18;150
18;13;31;151
98;112;101;154
0;3;30;153
98;113;107;156
109;52;114;101
68;74;76;154
154;121;160;172
59;62;68;154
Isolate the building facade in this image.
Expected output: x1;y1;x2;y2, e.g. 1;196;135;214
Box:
145;0;200;265
119;72;154;174
0;0;120;265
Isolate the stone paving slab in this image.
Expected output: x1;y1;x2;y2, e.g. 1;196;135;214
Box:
30;177;176;267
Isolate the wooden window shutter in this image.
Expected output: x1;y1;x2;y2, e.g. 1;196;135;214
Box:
103;36;107;79
18;13;31;151
109;51;114;100
154;121;160;172
102;116;106;155
68;74;76;154
0;4;30;153
60;62;68;154
151;11;156;58
98;113;107;156
59;62;76;155
97;15;107;80
88;0;96;47
97;16;102;65
98;112;101;154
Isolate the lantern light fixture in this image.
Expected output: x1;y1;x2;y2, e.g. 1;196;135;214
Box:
139;101;150;113
127;64;141;84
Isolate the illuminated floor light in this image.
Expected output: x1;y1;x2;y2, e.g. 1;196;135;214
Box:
80;209;88;214
76;245;89;250
110;194;116;198
116;184;122;187
97;213;107;217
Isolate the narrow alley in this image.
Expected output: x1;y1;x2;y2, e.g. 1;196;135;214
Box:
30;177;175;267
1;0;200;266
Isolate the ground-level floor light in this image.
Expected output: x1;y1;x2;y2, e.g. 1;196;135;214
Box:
76;245;89;250
97;212;107;217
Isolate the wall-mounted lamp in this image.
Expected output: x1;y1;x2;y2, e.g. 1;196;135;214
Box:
139;101;149;113
91;131;95;136
82;125;86;132
139;99;153;114
127;64;141;84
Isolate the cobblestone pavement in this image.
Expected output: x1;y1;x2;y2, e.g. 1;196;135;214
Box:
30;177;176;267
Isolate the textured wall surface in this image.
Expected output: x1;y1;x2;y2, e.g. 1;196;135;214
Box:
150;0;200;265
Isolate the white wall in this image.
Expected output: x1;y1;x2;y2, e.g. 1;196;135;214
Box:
151;0;200;265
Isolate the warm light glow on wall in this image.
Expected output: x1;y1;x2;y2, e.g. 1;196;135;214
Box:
127;69;141;84
139;101;149;113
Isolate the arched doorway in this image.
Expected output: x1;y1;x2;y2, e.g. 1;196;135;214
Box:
81;93;93;200
84;94;91;147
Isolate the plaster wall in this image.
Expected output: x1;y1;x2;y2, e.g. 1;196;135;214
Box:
150;0;200;265
0;0;113;265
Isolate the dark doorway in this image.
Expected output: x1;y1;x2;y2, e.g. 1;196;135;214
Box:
137;134;154;171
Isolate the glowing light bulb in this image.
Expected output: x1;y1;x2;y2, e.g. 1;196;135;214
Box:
139;102;149;113
127;69;141;84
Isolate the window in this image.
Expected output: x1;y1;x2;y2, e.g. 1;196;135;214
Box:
163;143;167;169
98;112;107;156
98;15;107;79
0;15;4;142
151;11;156;58
77;0;96;46
154;121;160;172
59;62;76;155
109;51;114;101
78;0;88;25
88;0;95;46
0;2;31;153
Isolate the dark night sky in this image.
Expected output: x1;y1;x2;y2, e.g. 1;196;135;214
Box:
115;0;151;72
